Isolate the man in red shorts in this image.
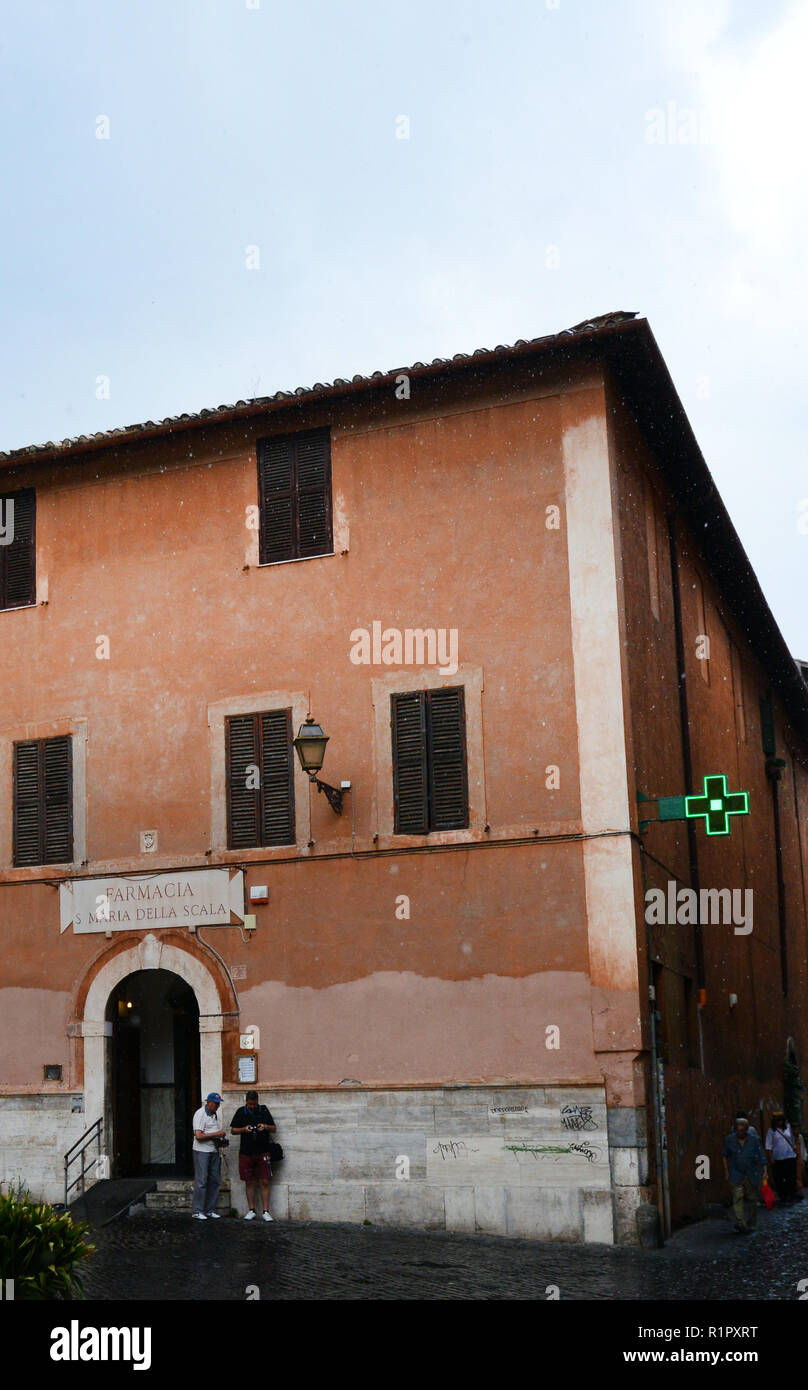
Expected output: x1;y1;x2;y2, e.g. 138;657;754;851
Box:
230;1090;277;1222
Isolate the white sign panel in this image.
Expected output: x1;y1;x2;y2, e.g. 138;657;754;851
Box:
238;1056;257;1083
60;869;245;934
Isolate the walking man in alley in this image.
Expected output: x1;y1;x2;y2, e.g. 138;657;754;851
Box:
192;1091;226;1220
230;1090;277;1222
765;1109;798;1204
722;1114;767;1233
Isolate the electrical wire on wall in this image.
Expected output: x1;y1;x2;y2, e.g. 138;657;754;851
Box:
195;927;240;1015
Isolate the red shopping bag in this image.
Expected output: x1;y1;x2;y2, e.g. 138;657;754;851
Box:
761;1178;776;1210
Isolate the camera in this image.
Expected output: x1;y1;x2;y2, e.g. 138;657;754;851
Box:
214;1135;229;1149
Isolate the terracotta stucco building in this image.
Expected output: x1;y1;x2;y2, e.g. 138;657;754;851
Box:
1;310;807;1242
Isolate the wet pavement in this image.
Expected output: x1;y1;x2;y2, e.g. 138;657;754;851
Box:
79;1196;808;1300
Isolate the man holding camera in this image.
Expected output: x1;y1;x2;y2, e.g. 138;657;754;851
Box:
230;1090;276;1222
191;1091;227;1220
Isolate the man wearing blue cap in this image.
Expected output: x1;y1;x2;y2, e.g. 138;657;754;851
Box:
191;1092;226;1220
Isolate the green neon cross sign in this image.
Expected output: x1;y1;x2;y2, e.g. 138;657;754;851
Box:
685;774;749;836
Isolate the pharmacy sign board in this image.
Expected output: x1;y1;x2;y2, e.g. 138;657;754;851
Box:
59;869;245;934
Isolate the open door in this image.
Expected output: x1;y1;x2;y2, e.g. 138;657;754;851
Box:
106;969;200;1177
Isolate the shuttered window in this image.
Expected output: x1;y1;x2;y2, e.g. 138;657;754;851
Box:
225;710;296;848
257;429;333;564
391;688;469;834
13;735;73;865
1;488;36;610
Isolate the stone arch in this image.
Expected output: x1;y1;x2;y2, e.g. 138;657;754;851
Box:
81;933;225;1136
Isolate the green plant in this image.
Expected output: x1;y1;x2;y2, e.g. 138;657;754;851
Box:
0;1187;95;1300
2;1179;31;1202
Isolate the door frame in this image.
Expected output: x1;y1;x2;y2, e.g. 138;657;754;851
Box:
80;933;224;1173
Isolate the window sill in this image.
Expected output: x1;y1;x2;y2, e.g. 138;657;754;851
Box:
0;601;37;614
210;844;309;862
392;827;470;838
380;828;477;850
254;551;335;569
3;862;80;880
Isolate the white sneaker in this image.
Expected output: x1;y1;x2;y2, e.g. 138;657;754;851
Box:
262;1211;273;1222
206;1211;221;1219
192;1212;207;1220
243;1209;256;1220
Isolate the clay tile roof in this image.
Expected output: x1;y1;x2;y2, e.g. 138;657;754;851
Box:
0;310;638;465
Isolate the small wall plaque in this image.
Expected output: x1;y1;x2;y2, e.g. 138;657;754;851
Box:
238;1055;257;1083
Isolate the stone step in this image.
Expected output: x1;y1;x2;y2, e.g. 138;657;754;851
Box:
144;1178;231;1213
148;1178;231;1194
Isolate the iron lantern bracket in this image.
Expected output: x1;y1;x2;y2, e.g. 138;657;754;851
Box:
309;774;345;815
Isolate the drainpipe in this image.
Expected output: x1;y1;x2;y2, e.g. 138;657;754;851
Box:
649;512;708;1241
668;516;706;1057
646;958;670;1240
638;794;668;1238
655;1048;671;1240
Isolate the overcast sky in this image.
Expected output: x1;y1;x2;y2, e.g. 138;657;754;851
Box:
1;0;805;656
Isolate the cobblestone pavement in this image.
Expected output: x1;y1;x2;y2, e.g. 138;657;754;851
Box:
79;1197;808;1301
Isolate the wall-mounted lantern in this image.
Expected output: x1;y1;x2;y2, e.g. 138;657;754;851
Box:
293;715;346;815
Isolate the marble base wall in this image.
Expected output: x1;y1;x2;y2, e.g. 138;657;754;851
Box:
218;1084;631;1244
0;1085;653;1243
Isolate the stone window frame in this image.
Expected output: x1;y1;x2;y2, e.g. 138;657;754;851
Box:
370;665;486;847
0;716;88;874
243;431;350;569
207;690;311;856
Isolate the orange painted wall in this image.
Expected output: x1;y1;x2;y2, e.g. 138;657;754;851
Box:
0;360;609;1091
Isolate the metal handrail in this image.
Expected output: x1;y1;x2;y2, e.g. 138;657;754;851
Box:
64;1117;104;1208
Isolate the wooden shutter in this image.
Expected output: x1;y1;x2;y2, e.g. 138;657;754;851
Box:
226;715;261;849
257;429;332;564
392;692;429;834
295;432;332;558
259;710;295;845
226;710;295;848
426;688;469;831
13;735;73;865
392;688;469;834
13;741;41;865
258;438;295;564
43;736;73;862
1;488;36;610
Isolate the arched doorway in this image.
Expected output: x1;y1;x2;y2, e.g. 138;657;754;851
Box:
106;970;200;1178
81;933;226;1182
